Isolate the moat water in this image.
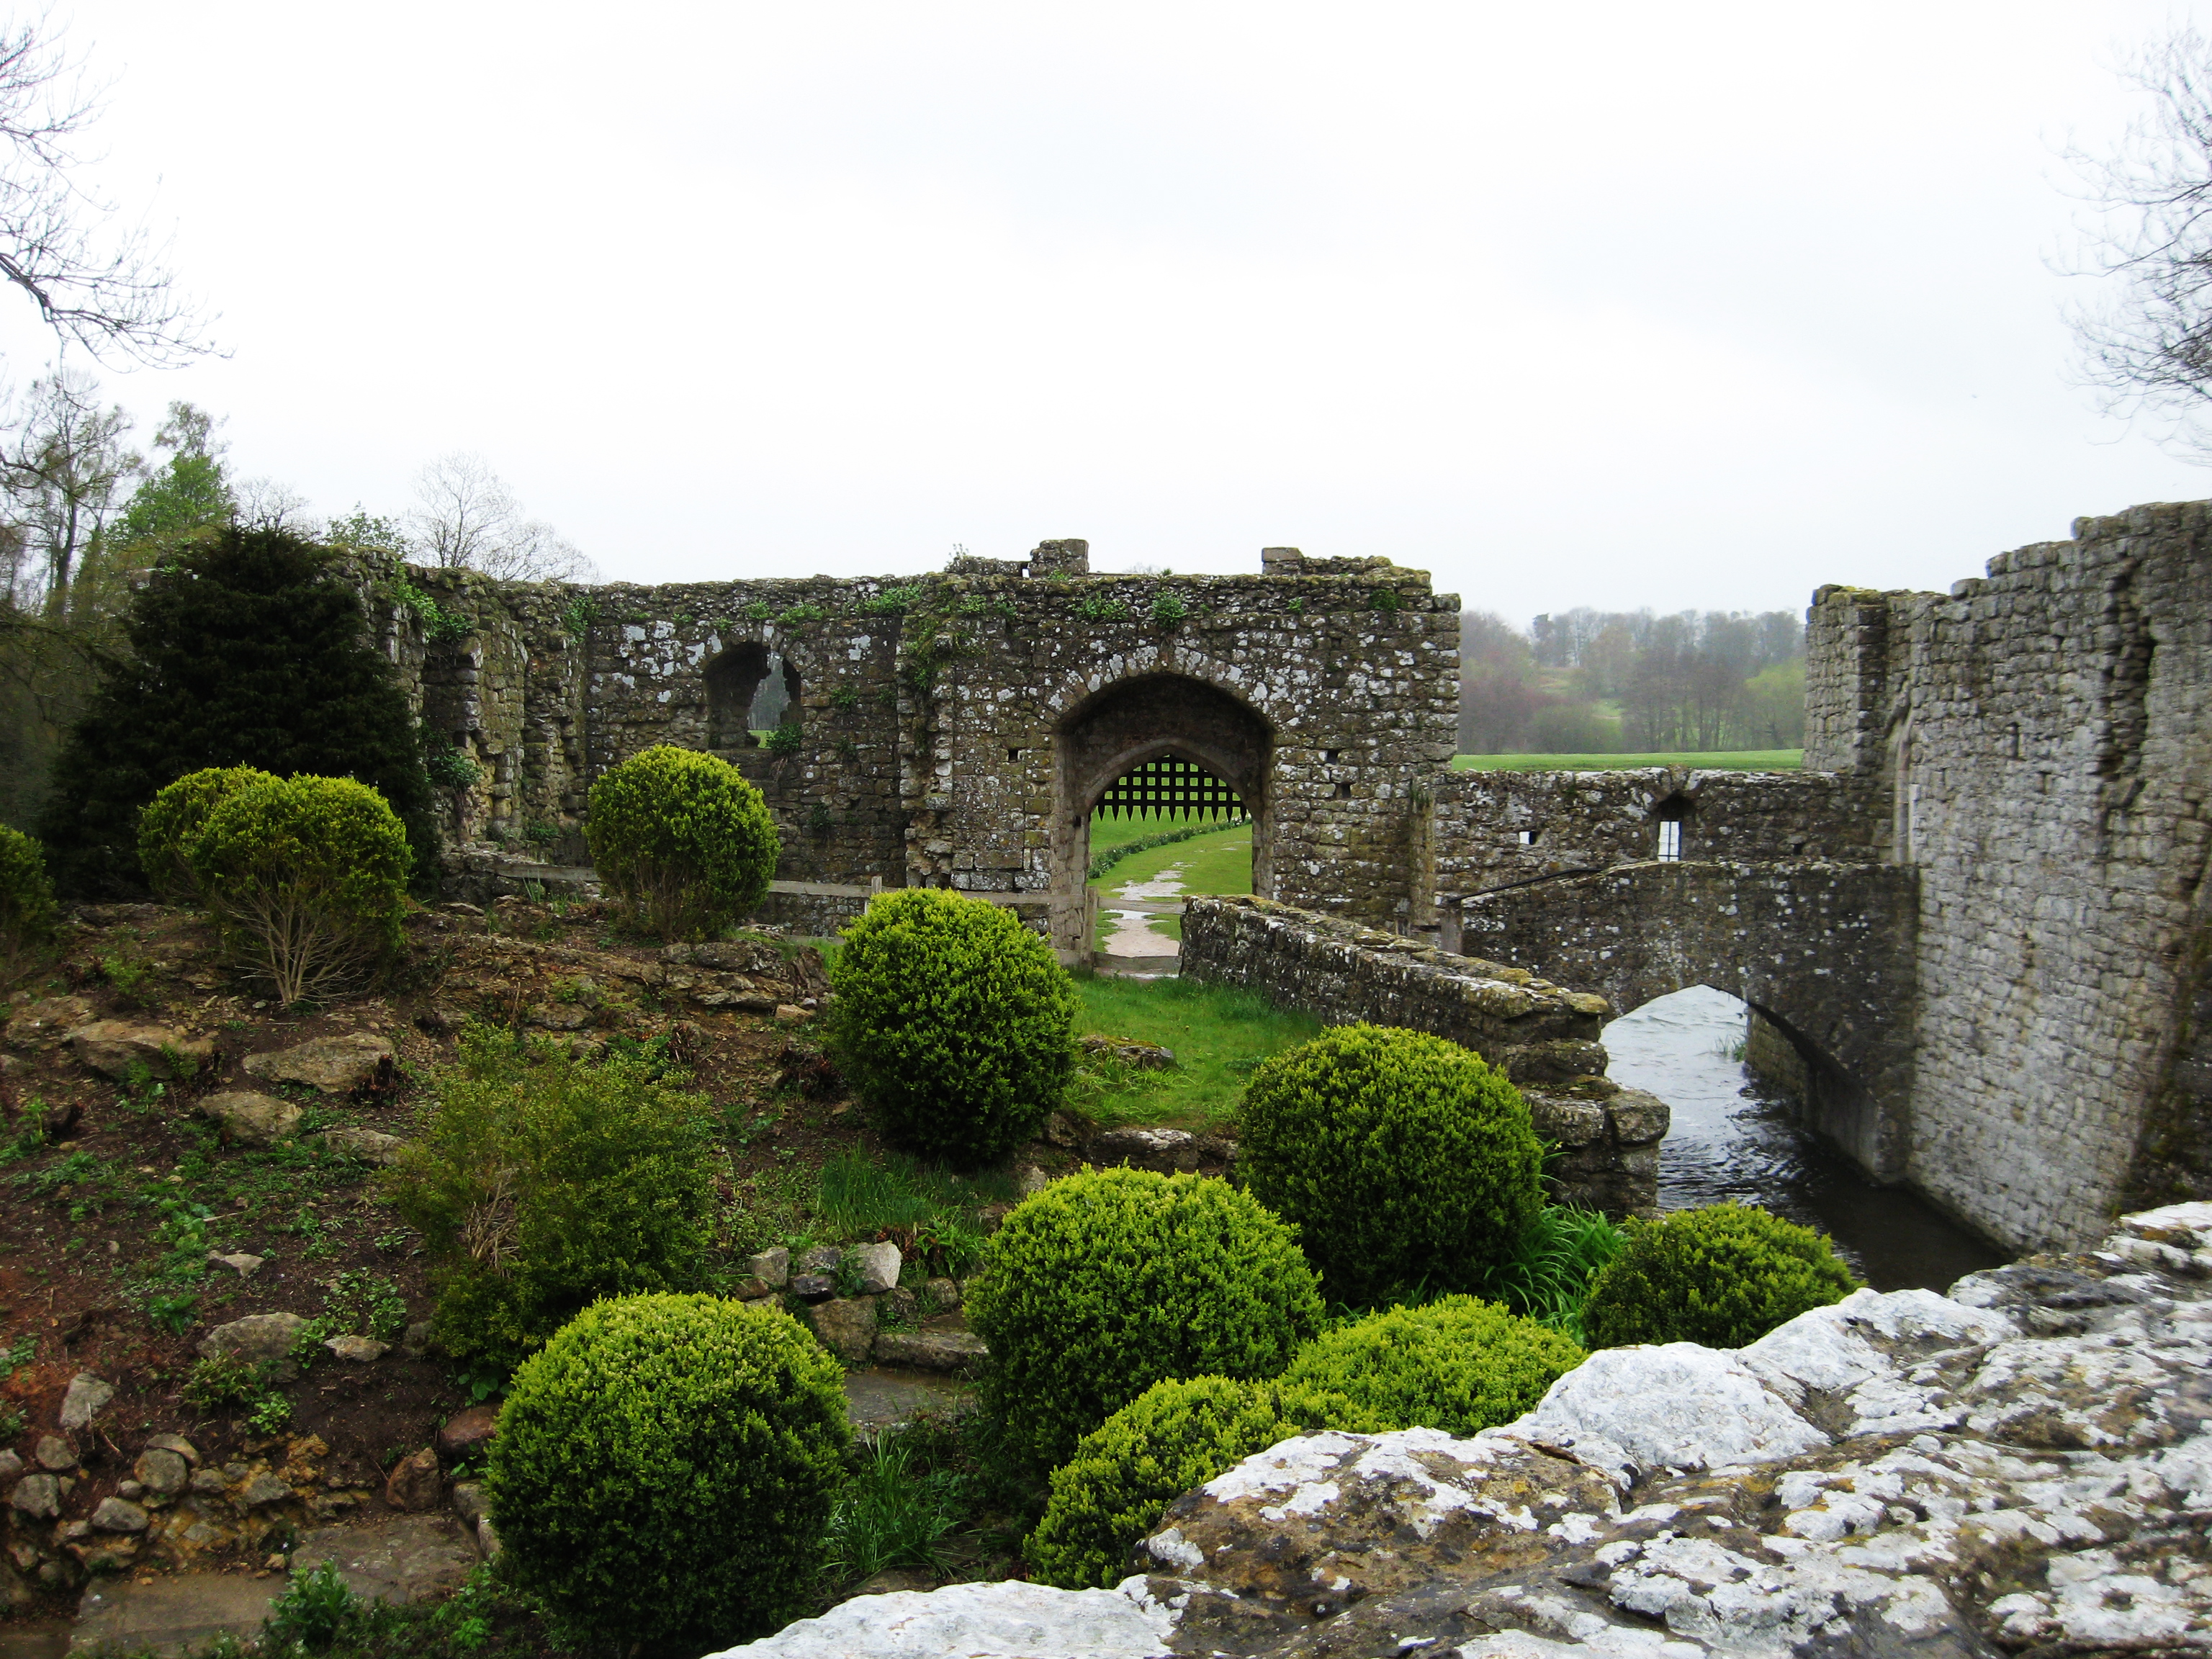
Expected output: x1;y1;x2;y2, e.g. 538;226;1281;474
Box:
1603;986;2010;1293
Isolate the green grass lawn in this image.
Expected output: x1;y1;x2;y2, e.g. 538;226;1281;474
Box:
1089;814;1251;943
1453;749;1802;772
1069;973;1321;1130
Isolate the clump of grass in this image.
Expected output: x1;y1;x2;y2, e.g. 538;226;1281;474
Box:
813;1150;1004;1274
827;1430;971;1582
1480;1204;1627;1344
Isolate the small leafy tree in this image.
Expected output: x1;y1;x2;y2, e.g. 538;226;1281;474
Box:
135;765;276;903
385;1026;721;1373
0;824;56;971
584;744;779;939
184;773;410;1005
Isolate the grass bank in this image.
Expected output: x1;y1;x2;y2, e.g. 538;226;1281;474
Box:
1067;973;1318;1130
1087;812;1252;944
1452;749;1802;772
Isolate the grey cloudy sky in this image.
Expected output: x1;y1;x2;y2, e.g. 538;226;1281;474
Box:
9;0;2209;624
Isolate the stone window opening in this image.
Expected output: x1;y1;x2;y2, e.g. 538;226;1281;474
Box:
704;644;801;750
1653;793;1692;862
1008;747;1023;763
1324;749;1342;764
1518;827;1539;847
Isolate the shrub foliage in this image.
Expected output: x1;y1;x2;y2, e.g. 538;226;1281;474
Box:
1027;1375;1382;1589
826;886;1077;1163
584;744;779;939
1281;1295;1583;1437
385;1027;721;1372
186;774;411;1005
489;1294;849;1655
136;765;278;904
0;824;56;968
37;527;439;899
1581;1202;1862;1349
1236;1023;1545;1304
966;1167;1323;1480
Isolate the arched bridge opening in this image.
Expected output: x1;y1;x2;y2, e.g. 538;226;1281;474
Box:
1052;673;1273;955
1460;859;1919;1182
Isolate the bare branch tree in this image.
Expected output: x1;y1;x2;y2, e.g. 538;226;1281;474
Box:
406;451;595;583
0;363;135;613
2062;27;2212;457
0;16;212;366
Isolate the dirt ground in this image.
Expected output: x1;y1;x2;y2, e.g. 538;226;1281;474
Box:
0;894;898;1620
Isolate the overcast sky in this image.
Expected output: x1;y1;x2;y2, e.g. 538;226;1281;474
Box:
6;1;2208;625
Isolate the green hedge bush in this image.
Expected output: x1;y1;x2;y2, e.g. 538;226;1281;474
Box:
1280;1295;1583;1437
1581;1202;1861;1349
966;1167;1323;1480
1027;1375;1382;1588
0;825;56;966
585;745;778;940
184;773;410;1005
489;1294;849;1654
1236;1023;1545;1304
136;765;278;903
825;886;1076;1163
386;1027;720;1372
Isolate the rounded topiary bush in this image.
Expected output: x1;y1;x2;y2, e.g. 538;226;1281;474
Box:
185;774;411;1004
1581;1202;1861;1349
585;744;779;940
0;824;57;963
1280;1295;1584;1437
967;1167;1324;1480
1236;1023;1545;1304
825;886;1077;1163
1027;1375;1385;1589
488;1293;849;1655
137;765;279;903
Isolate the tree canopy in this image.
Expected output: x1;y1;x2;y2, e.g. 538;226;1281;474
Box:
37;527;437;897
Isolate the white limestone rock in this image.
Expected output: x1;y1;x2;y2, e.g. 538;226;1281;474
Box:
1507;1343;1828;1481
707;1581;1178;1658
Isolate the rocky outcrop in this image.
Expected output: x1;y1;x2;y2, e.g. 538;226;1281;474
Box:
717;1202;2212;1658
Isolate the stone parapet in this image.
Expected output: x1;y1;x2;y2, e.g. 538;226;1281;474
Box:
1179;895;1663;1215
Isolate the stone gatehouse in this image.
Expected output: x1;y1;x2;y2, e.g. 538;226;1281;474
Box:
349;505;2212;1257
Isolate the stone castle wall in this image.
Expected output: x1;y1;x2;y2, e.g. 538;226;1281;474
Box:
1800;500;2212;1247
1426;766;1885;945
338;544;1461;943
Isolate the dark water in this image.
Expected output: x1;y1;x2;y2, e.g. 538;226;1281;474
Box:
1602;986;2010;1294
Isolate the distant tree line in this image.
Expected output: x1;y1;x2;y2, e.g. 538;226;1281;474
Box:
1459;606;1807;755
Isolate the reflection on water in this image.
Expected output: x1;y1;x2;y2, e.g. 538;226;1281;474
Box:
1602;985;2009;1294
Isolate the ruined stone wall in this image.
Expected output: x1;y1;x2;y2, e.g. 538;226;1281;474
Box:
1426;767;1885;943
337;545;1460;939
1801;502;2212;1249
1180;895;1668;1214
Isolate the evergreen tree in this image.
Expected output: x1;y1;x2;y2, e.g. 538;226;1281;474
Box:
37;527;438;898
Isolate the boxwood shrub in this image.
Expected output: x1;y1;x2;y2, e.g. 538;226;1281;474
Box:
585;744;779;940
966;1167;1324;1480
137;765;279;904
1280;1295;1583;1437
488;1294;849;1654
0;824;56;964
1027;1374;1384;1589
1581;1202;1861;1349
184;773;411;1005
826;886;1076;1163
1236;1023;1545;1304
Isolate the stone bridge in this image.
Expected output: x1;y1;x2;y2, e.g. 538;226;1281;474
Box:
1460;859;1919;1181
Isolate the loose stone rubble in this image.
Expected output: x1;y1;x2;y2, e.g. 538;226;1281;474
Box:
716;1201;2212;1658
